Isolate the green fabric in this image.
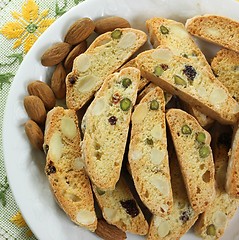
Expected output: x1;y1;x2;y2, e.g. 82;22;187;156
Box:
0;0;84;239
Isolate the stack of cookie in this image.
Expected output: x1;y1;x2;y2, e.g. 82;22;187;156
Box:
24;14;239;239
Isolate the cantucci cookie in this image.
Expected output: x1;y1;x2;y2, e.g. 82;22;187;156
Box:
146;17;209;65
137;83;172;104
226;122;239;198
166;109;216;213
119;58;149;91
186;15;239;53
128;87;173;216
92;177;149;235
194;124;239;239
83;67;140;190
211;48;239;102
135;47;239;124
66;28;147;110
43;107;97;231
146;17;214;127
147;145;199;240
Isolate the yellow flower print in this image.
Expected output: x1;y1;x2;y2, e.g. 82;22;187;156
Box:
0;0;55;53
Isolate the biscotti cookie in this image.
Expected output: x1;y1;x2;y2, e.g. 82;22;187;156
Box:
137;83;172;105
146;17;214;127
66;28;147;110
211;48;239;102
147;145;199;240
194;124;239;239
83;67;140;190
119;58;149;91
226;121;239;198
43;107;97;231
146;17;209;66
128;87;173;216
186;15;239;53
92;177;149;235
166;108;216;213
135;47;239;124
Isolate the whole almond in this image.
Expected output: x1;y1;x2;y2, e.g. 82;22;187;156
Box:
64;18;95;45
25;120;44;150
41;42;71;66
95;219;126;240
51;63;66;99
27;81;56;110
64;41;87;71
24;96;46;125
94;16;131;34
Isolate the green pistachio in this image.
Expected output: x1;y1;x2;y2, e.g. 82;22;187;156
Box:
111;29;122;39
196;132;206;143
150;100;159;110
160;25;169;34
122;78;132;88
182;53;188;58
146;138;153;145
206;224;216;236
154;65;164;77
199;145;210;158
181;125;192;135
120;98;131;111
174;75;187;86
96;187;105;196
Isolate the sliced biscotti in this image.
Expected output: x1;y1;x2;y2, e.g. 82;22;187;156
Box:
194;124;239;239
211;48;239;102
135;47;239;124
146;17;209;67
148;146;199;240
43;107;97;232
92;177;149;235
128;87;173;216
66;28;147;110
226;121;239;198
166;109;216;213
146;17;214;127
83;67;140;190
119;58;149;91
186;15;239;53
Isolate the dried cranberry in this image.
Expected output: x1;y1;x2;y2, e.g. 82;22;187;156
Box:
69;76;76;84
120;199;139;218
160;64;169;71
112;93;121;104
183;65;197;81
108;116;117;125
179;211;190;223
218;132;232;149
179;207;192;223
46;161;56;175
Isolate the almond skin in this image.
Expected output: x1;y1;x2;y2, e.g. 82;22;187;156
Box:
25;120;44;150
51;63;67;99
94;16;131;34
41;42;71;66
64;41;87;71
64;18;95;45
27;81;56;110
95;219;126;240
24;96;46;125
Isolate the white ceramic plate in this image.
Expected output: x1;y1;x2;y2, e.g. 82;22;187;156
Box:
3;0;239;239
